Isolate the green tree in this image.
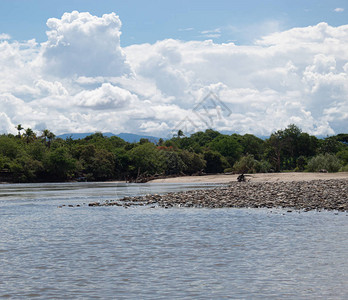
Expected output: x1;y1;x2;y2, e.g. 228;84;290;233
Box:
0;135;21;159
189;129;220;146
177;130;185;138
26;140;47;161
161;150;185;175
23;128;36;144
177;137;201;153
233;154;259;174
41;129;56;148
89;149;115;180
265;124;317;171
296;156;307;171
265;130;283;172
318;137;341;154
139;138;150;144
16;124;24;138
45;147;77;180
336;150;348;165
114;148;132;179
203;150;229;173
209;135;242;165
239;134;265;160
129;143;165;177
179;150;206;174
10;154;43;182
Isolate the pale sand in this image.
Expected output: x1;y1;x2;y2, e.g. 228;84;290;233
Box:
150;172;348;184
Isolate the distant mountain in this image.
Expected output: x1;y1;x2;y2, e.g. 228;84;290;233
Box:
218;130;269;140
117;133;160;143
57;132;102;140
57;132;161;143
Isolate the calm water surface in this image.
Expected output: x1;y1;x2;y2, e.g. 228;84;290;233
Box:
0;182;347;299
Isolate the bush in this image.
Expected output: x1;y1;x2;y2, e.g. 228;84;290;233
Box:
296;156;307;171
233;155;273;173
257;160;273;173
233;155;258;173
339;164;348;172
306;154;342;172
336;150;348;165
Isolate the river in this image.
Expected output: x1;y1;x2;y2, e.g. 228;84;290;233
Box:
1;182;347;299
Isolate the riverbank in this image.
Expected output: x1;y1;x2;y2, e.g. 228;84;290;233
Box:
149;172;348;183
91;177;348;211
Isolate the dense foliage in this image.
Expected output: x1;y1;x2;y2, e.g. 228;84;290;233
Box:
0;125;347;182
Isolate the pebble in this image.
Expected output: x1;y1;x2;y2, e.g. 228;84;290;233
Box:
64;179;347;212
111;179;348;211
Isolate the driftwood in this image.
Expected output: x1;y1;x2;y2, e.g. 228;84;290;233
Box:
237;174;246;182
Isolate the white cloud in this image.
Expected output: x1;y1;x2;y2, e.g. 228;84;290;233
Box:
179;28;194;32
0;33;11;40
74;83;137;109
41;11;132;77
0;12;347;137
0;113;17;134
200;28;221;38
334;8;344;13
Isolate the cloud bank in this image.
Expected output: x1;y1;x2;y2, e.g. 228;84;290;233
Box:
0;11;347;137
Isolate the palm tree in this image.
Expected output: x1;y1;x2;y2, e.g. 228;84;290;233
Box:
41;129;50;142
177;130;185;138
47;131;56;148
16;124;23;138
23;128;36;144
41;129;55;147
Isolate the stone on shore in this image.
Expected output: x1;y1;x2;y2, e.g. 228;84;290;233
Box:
99;179;348;212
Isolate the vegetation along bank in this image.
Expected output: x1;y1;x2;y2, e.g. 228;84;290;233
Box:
1;124;348;183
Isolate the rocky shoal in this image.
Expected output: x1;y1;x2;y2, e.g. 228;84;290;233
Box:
83;179;348;211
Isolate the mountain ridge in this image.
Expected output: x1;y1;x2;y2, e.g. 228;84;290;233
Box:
57;132;161;143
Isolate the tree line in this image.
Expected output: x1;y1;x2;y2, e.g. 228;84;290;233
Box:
0;124;347;183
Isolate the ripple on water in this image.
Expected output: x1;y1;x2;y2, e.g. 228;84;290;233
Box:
0;183;347;299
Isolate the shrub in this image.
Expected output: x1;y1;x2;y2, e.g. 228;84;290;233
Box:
257;160;272;173
306;153;342;172
224;168;234;173
336;150;348;165
296;156;307;171
339;164;348;172
233;154;258;173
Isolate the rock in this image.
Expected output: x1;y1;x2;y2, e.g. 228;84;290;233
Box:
81;179;348;212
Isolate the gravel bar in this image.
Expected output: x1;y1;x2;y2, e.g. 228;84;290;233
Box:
86;179;348;211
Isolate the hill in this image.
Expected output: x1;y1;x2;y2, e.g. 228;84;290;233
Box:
57;132;160;143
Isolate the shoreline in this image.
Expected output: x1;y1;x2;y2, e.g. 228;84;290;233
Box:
89;177;348;212
3;172;348;185
149;172;348;184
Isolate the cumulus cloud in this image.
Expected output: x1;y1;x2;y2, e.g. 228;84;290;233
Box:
0;113;16;134
0;11;347;137
41;11;132;77
74;83;137;109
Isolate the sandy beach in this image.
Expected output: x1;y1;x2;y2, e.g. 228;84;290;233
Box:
150;172;348;184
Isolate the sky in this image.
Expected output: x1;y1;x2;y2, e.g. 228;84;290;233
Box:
0;0;347;137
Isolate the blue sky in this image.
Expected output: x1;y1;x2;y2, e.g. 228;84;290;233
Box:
1;0;347;45
0;1;347;136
